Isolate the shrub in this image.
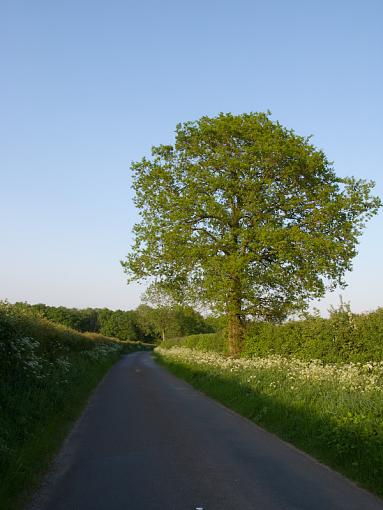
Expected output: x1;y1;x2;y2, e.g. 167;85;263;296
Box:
243;305;383;363
161;330;227;354
160;304;383;363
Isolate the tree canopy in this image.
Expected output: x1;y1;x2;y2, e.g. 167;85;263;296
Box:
123;112;381;354
10;301;212;344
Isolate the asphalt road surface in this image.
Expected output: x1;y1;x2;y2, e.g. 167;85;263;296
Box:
28;351;383;510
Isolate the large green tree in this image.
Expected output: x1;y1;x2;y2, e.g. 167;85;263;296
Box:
122;112;380;355
136;287;212;342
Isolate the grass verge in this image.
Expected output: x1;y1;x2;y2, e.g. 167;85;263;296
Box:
155;347;383;499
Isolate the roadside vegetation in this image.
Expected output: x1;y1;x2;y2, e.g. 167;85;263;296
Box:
0;301;151;510
162;304;383;363
10;300;215;343
157;304;383;498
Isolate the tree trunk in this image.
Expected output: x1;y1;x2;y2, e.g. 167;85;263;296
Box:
227;276;244;356
228;312;244;357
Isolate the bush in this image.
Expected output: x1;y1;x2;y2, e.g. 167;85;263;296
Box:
161;330;227;353
160;304;383;363
243;305;383;363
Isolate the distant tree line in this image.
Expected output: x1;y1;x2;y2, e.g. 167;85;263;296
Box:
11;302;218;343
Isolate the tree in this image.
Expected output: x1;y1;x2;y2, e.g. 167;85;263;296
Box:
135;304;160;342
122;112;381;355
98;309;140;341
136;297;212;343
173;305;214;336
140;285;182;341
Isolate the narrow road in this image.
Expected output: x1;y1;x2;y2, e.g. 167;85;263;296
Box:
29;351;383;510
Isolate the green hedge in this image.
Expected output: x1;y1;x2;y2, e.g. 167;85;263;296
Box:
243;307;383;362
161;330;227;354
160;306;383;363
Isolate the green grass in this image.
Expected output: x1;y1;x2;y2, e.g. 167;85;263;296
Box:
0;302;152;510
155;348;383;499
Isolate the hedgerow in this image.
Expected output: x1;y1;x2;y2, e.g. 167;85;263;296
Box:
160;330;227;354
161;304;383;363
243;305;383;362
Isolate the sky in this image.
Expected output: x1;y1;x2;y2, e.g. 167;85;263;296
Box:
1;0;382;315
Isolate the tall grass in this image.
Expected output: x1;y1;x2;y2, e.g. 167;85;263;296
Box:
0;302;151;510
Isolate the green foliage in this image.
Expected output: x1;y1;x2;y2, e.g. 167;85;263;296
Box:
203;314;227;332
0;301;150;510
98;309;140;341
10;301;213;344
161;330;227;353
242;305;383;363
160;304;383;364
136;285;213;341
13;302;100;333
135;304;160;340
123;111;381;355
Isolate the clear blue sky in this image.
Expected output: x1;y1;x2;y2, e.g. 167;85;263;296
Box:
1;0;382;314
